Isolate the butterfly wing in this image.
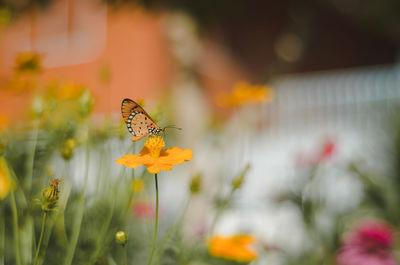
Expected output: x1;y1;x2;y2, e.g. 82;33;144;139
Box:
121;98;160;142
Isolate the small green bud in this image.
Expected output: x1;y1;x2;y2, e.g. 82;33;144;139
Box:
190;174;202;194
31;94;45;118
232;164;251;190
78;89;94;118
115;231;127;246
60;138;76;161
41;178;61;212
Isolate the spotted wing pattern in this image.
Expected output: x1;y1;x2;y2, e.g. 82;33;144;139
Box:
121;98;162;141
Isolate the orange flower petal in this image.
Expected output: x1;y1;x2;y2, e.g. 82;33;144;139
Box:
233;234;255;244
208;235;257;263
146;162;173;174
139;147;151;156
116;142;192;173
159;148;193;165
116;154;154;168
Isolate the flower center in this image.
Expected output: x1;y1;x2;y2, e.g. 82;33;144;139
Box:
144;136;165;158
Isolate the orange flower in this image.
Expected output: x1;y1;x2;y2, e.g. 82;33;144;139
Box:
116;136;193;174
208;234;258;263
216;82;274;107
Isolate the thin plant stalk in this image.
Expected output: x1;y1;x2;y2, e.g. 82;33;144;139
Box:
122;245;127;265
20;120;38;265
26;119;39;189
33;211;47;265
177;195;191;228
62;182;85;265
146;173;159;265
63;125;90;265
0;205;4;265
209;188;235;235
127;143;136;209
25;120;39;263
153;194;191;265
39;163;71;265
4;159;21;265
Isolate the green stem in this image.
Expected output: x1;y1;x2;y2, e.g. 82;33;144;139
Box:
209;189;235;235
21;121;38;265
33;211;47;265
146;174;159;265
26;120;39;189
0;205;5;265
39;163;71;264
123;245;127;265
176;195;191;229
63;127;90;265
4;159;21;265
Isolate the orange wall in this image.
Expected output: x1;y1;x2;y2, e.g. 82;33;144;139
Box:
0;1;174;119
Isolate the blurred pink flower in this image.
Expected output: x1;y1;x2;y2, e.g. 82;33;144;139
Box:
318;139;336;161
337;220;397;265
132;201;156;219
294;138;338;169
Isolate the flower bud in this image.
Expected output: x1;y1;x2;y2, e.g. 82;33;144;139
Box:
31;94;45;118
115;231;127;246
232;164;251;190
190;174;202;194
60;138;76;161
78;89;94;118
41;178;61;211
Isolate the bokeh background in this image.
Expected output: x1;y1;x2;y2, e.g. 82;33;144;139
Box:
1;0;400;265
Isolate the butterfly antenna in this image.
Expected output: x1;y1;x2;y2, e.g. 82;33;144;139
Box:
164;125;183;131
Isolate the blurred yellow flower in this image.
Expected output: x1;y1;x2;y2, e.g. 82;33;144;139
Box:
116;136;193;174
5;73;38;93
14;51;43;74
132;179;145;193
0;157;11;199
47;81;86;100
60;138;77;161
208;234;258;263
0;114;9;132
216;82;273;107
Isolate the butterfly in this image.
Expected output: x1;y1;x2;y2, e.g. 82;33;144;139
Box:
121;98;165;142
